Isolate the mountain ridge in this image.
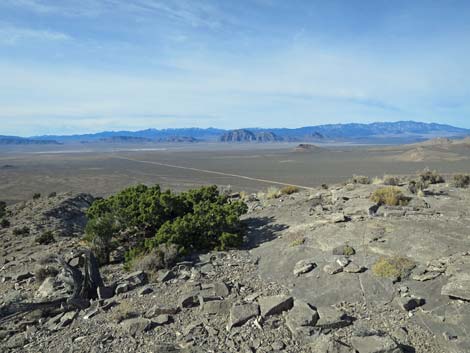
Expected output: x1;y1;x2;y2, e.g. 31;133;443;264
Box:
3;121;469;144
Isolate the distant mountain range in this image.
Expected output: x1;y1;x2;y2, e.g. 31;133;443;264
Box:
0;136;61;145
1;121;469;145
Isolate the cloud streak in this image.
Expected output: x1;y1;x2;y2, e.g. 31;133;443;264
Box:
0;24;71;44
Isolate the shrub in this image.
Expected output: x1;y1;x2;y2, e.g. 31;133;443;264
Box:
33;193;41;200
408;179;428;194
35;231;55;245
48;192;57;198
321;184;329;190
280;185;300;195
34;266;59;282
370;187;410;206
13;226;30;236
1;219;10;228
453;174;470;188
383;175;400;186
84;213;119;265
0;201;6;219
372;256;415;279
351;175;371;185
85;185;247;266
418;168;444;184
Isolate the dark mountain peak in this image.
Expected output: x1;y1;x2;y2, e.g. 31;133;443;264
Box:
219;129;283;143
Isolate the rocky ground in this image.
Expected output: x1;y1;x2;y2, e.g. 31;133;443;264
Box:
1;179;470;353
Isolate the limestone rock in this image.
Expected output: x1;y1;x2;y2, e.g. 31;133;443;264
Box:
293;259;317;276
316;306;352;329
259;295;294;318
350;334;402;353
286;300;319;336
441;273;470;301
227;303;260;329
120;317;152;336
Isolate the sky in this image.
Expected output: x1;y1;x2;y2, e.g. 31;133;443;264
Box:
1;0;470;136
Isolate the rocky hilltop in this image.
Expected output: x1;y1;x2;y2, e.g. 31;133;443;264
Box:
219;129;283;143
1;177;470;352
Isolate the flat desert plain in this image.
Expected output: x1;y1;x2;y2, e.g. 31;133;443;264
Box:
1;142;469;204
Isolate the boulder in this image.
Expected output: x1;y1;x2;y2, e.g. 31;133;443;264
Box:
123;271;147;288
259;295;294;318
309;336;354;353
139;286;154;296
201;299;232;315
293;259;317;276
179;292;200;308
227;303;260;329
316;306;352;329
120;317;152;336
154;314;171;326
286;300;319;336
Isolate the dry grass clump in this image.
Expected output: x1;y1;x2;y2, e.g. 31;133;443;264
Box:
280;185;300;195
111;301;139;323
350;175;371;185
383;175;401;186
266;187;281;199
289;236;305;247
372;256;416;279
35;231;55;245
132;243;179;273
370;187;410;206
453;174;470;188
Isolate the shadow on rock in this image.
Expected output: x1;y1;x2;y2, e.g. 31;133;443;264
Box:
242;216;289;250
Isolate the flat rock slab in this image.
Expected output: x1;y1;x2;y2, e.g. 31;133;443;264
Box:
201;299;232;315
286;300;319;335
441;273;470;301
259;295;294;317
316;306;352;329
309;336;354;353
227;303;260;329
350;335;402;353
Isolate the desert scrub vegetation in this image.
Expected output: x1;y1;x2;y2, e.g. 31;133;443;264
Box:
350;175;371;184
418;168;445;184
280;185;300;195
35;231;56;245
84;184;247;266
452;174;470;188
0;201;6;219
370;187;410;206
1;218;10;228
265;186;281;199
372;256;415;279
33;193;41;200
383;175;401;186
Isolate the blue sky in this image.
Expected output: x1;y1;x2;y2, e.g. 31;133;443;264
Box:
1;0;470;136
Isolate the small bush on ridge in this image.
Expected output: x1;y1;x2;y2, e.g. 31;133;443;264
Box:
35;231;55;245
370;187;410;206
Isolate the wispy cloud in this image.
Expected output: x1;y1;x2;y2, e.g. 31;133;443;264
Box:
0;24;71;45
